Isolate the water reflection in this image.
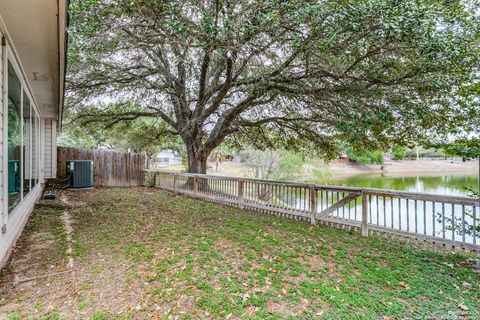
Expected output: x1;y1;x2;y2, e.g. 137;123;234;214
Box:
301;172;479;244
312;173;479;197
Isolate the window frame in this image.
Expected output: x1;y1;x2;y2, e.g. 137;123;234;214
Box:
5;45;42;216
22;88;33;199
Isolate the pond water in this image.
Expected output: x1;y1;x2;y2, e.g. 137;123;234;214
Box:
167;170;479;243
297;172;479;244
312;172;479;197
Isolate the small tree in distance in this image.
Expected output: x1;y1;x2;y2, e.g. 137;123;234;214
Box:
240;149;304;181
391;145;407;160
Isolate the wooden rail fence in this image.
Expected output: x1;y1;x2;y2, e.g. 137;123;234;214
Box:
154;172;480;252
56;147;145;187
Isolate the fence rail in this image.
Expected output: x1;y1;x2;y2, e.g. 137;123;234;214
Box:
154;172;480;252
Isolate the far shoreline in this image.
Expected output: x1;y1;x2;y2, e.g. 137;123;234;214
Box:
329;159;479;176
157;158;479;179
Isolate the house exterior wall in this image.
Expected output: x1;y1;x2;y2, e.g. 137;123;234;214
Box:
0;21;57;269
43;119;56;179
152;150;182;169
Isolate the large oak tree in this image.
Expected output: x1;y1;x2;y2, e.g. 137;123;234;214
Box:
67;0;479;173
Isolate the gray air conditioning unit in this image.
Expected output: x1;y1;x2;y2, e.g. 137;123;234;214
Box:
67;160;94;189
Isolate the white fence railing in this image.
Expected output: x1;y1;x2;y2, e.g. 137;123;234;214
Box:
153;172;480;252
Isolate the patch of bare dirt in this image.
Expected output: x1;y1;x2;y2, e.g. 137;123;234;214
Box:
0;196;71;317
215;238;234;250
266;299;309;316
379;259;390;267
0;190;155;319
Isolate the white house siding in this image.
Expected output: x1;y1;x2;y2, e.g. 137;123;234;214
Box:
40;118;45;182
0;27;43;269
0;24;57;269
43;119;56;179
0;0;66;270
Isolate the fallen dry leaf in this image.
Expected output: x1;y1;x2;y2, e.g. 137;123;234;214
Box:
399;282;411;290
267;301;275;314
458;303;469;311
315;310;324;317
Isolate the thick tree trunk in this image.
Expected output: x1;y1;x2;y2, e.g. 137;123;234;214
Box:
182;128;224;174
187;152;208;174
184;136;210;174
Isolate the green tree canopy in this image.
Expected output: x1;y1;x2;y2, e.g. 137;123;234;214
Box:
347;148;384;165
67;0;480;173
60;105;177;157
428;138;480;161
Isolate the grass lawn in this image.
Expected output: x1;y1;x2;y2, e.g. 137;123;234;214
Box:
0;188;479;319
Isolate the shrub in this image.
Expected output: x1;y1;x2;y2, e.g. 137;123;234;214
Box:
348;149;384;165
391;145;407;160
145;172;156;187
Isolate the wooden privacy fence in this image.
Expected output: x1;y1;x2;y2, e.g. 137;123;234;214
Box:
57;147;146;187
154;172;480;253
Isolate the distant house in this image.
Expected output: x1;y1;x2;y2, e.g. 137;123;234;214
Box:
152;150;182;168
97;143;114;150
332;153;350;164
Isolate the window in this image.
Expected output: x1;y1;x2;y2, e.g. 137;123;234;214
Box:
7;62;22;212
23;91;31;197
7;56;42;213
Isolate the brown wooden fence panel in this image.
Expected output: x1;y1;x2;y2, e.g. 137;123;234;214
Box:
56;147;145;187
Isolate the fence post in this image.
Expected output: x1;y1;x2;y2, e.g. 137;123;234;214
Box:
153;172;157;187
173;174;177;194
310;186;317;225
238;180;245;209
361;190;368;236
193;176;198;195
